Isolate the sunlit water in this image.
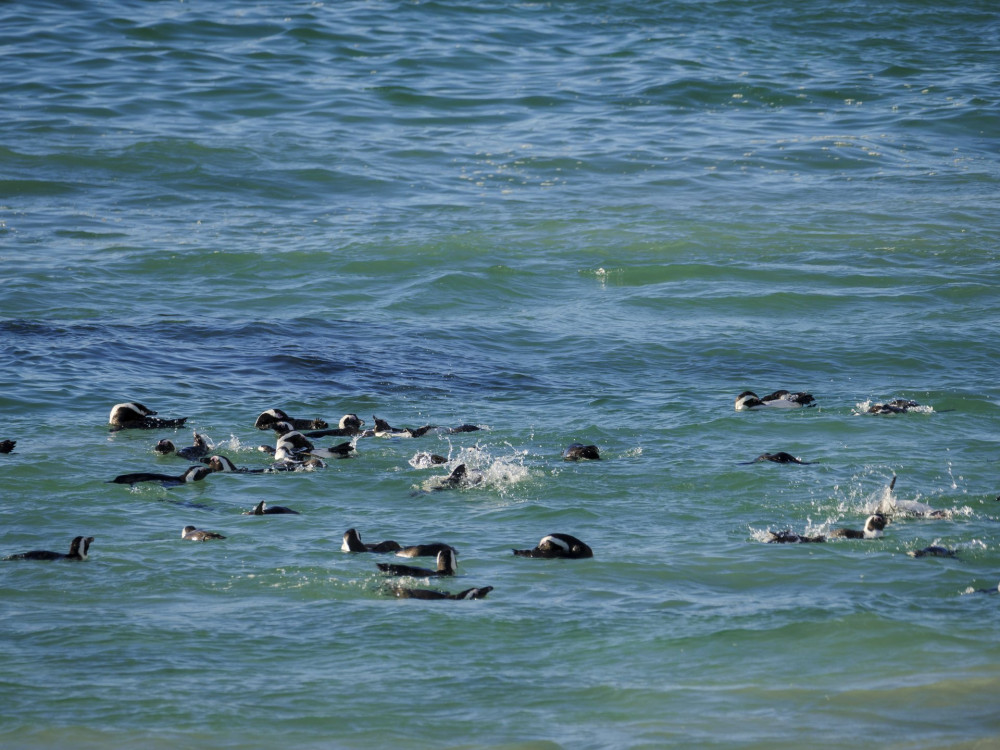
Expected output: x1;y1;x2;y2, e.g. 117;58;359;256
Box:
2;1;999;748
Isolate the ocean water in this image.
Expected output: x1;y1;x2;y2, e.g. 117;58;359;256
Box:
2;1;999;748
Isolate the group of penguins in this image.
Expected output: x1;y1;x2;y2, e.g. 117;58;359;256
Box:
6;393;995;594
2;402;600;600
734;388;930;416
740;391;902;543
737;389;999;590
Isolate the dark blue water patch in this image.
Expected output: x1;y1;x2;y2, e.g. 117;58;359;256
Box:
0;315;572;412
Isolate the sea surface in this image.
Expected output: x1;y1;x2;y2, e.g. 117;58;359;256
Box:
2;1;999;748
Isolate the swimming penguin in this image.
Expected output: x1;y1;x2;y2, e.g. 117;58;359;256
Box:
270;422;315;455
254;448;327;472
181;525;226;541
395;542;457;558
828;514;888;539
513;533;594;559
371;416;416;437
203;454;305;474
307;441;355;459
765;530;826;544
303;414;366;438
974;582;1000;595
443;463;470;486
110;465;213;487
426;463;484;491
376;549;457;577
372;415;451;438
735;390;815;411
109;402;188;430
266;439;352;461
764;390;816;407
0;439;15;453
562;443;601;461
373;415;478;437
4;535;94;561
267;423;352;461
741;451;812;465
868;399;921;414
390;586;493;600
875;475;948;518
409;452;449;468
254;408;328;431
341;528;402;553
243;500;300;516
908;545;958;558
447;424;482;433
154;431;211;461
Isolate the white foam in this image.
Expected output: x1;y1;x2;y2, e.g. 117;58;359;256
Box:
416;444;532;494
409;451;449;469
220;434;252;452
852;399;935;415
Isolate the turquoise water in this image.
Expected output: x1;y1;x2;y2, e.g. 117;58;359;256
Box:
2;1;999;748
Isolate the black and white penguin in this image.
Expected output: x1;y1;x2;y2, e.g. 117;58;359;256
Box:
742;451;812;465
395;542;457;558
735;390;815;411
254;408;328;431
562;443;601;461
768;515;886;543
409;452;449;468
875;475;948;518
376;549;457;577
444;463;469;486
416;463;485;493
868;399;921;414
205;454;308;474
828;514;888;539
254;445;328;470
374;416;480;437
109;402;187;430
268;423;352;461
446;424;482;434
110;465;213;487
155;431;211;461
0;439;15;454
243;501;299;516
391;586;493;600
303;414;366;438
4;535;94;561
181;525;226;541
513;533;593;559
270;422;315;456
908;545;957;558
372;416;420;437
765;529;826;544
308;441;355;459
341;528;401;553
